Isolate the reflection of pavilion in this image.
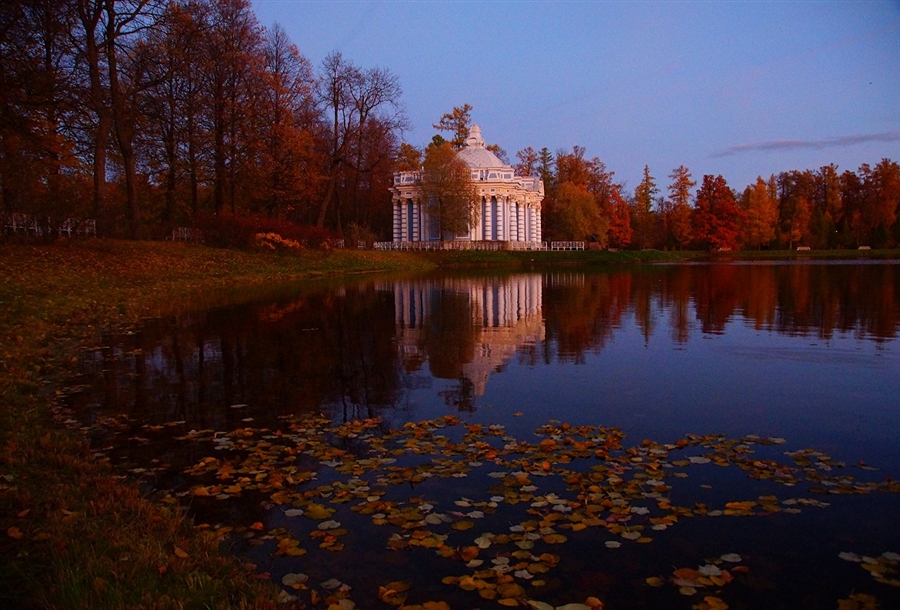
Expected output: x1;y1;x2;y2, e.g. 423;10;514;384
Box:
390;275;544;395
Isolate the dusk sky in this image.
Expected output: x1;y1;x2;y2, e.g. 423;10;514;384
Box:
251;0;900;192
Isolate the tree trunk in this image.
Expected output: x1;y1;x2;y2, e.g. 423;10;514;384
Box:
106;1;140;239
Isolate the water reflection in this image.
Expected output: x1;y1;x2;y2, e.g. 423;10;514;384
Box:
393;275;543;398
77;263;899;433
66;262;900;609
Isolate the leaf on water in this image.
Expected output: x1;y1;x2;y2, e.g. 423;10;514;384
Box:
282;572;308;587
317;520;341;530
320;578;343;590
645;576;665;587
839;551;862;562
698;564;722;576
673;568;702;581
305;503;335;520
719;553;742;563
604;541;621;549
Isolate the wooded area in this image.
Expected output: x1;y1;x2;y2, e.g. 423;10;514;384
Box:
2;0;897;249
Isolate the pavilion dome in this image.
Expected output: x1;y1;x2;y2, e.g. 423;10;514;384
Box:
456;125;508;169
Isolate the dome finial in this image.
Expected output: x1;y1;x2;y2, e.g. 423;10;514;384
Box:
465;124;484;149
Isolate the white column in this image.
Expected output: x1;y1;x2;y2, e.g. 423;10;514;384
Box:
400;199;409;241
528;207;536;242
517;203;525;241
392;197;401;241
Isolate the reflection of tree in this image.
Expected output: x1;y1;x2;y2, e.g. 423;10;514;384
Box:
542;272;630;361
693;265;741;334
439;376;476;412
665;266;692;344
82;265;899;437
424;290;478;379
90;283;404;429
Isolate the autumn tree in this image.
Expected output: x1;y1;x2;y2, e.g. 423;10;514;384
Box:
693;174;743;251
664;165;695;250
395;142;422;171
1;0;83;228
316;52;406;230
138;0;204;223
631;165;658;249
606;185;632;249
777;170;814;249
811;164;843;248
740;176;778;249
863;159;900;247
422;142;477;239
105;0;167;238
254;23;318;219
514;146;538;176
553;181;607;241
432;103;472;150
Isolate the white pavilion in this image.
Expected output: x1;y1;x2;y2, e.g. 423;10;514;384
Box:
389;125;544;244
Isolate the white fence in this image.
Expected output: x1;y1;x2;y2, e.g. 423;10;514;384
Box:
373;240;553;252
548;241;585;251
4;213;96;237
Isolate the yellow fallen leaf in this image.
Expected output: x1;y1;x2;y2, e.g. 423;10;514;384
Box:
173;545;188;558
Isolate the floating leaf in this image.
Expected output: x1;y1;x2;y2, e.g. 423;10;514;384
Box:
281;572;308;587
451;520;475;531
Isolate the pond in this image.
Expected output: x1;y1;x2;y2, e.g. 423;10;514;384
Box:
65;261;900;609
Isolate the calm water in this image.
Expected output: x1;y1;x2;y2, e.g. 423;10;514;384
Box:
67;262;900;609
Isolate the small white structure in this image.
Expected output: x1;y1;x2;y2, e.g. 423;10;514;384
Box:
390;125;544;244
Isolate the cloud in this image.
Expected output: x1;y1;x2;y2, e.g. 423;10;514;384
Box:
711;132;900;158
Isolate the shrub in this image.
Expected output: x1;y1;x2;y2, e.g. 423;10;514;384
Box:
193;214;337;249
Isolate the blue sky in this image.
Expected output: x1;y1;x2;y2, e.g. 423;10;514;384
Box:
251;0;900;192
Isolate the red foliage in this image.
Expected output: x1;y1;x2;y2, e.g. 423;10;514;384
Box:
693;175;744;251
193;214;337;249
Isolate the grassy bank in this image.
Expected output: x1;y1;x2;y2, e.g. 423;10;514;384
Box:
1;239;897;609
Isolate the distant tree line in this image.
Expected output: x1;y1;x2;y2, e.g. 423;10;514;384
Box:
526;145;899;251
2;1;897;248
